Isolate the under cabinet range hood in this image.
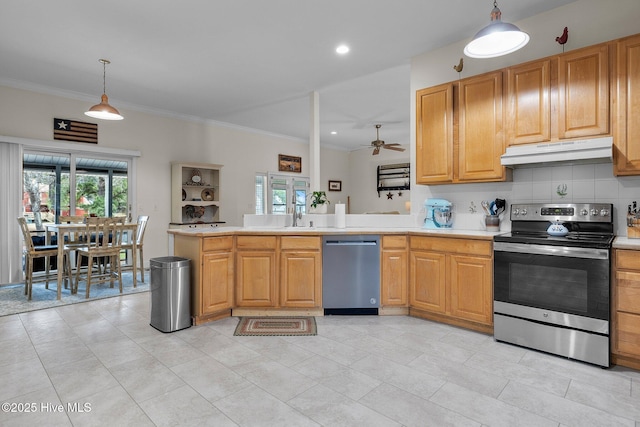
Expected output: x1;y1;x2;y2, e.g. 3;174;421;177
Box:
500;137;613;167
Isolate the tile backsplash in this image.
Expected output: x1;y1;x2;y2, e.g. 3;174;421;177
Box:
416;162;640;236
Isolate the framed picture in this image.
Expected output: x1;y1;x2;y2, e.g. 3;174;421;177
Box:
278;154;302;173
328;180;342;191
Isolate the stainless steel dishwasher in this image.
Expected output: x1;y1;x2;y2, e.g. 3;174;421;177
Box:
322;235;380;315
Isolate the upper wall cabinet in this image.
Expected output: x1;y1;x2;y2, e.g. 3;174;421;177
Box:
416;71;507;185
458;71;505;182
506;45;609;146
506;59;551;145
558;44;609;139
614;34;640;176
416;83;454;183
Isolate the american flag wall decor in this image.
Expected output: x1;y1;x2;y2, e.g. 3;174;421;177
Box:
53;118;98;144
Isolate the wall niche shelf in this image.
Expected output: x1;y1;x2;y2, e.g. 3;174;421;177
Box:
377;163;410;197
171;162;223;227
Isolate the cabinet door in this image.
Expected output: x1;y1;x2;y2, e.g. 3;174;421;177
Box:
381;249;408;307
506;59;551;145
449;255;493;325
558;45;609;139
409;251;446;313
280;251;321;308
202;252;234;314
416;83;454;184
614;34;640;175
616;312;640;357
458;71;505;181
235;251;276;307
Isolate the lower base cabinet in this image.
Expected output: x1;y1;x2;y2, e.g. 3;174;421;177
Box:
613;249;640;370
381;235;409;308
409;236;493;333
280;236;322;308
174;235;234;325
235;236;278;307
235;235;322;309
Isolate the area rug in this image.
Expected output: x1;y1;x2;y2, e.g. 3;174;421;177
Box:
0;271;149;317
234;317;317;336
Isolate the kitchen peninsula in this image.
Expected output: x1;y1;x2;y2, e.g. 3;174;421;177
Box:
168;224;498;335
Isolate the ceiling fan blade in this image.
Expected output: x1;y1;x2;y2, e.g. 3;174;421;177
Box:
383;145;406;152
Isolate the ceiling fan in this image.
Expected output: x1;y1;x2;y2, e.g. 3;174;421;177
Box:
370;124;405;155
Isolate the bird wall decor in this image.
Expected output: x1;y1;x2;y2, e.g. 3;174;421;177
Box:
555;27;569;51
453;58;464;75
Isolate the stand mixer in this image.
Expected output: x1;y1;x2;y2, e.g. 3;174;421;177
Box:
424;198;454;229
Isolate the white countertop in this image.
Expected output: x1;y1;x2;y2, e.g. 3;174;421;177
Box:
168;225;503;240
613;236;640;250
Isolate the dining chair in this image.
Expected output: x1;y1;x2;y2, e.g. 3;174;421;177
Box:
120;215;149;283
17;217;72;300
58;215;87;276
74;217;124;298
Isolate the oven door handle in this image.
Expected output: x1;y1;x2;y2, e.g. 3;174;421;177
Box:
494;242;609;260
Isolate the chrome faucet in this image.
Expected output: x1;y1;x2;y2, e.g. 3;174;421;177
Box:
292;193;301;227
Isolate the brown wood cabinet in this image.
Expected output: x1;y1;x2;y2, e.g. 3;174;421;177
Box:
458;71;505;182
409;236;493;333
280;236;322;308
506;59;552;145
235;236;277;307
381;235;408;308
416;71;507;184
416;83;453;183
612;249;640;370
173;234;234;325
614;34;640;175
506;44;609;146
558;44;609;139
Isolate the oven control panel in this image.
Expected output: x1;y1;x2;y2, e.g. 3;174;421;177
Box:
511;203;613;222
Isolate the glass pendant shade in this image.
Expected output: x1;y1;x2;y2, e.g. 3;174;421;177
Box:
464;2;529;59
85;59;124;120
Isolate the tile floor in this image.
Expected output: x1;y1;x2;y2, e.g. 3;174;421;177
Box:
1;292;639;427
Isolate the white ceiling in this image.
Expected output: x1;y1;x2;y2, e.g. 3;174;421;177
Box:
0;0;574;151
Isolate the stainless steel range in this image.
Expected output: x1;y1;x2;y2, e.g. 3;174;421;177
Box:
493;203;614;367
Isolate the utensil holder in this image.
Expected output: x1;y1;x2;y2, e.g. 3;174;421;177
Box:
485;215;500;232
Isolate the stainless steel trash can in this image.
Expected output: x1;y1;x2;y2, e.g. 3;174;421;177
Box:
150;256;191;332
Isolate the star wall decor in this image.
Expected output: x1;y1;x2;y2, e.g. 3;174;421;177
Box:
387;192;393;200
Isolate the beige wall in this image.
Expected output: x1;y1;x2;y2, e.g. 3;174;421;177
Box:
0;85;346;264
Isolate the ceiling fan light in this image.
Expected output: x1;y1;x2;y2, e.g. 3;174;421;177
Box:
464;2;529;59
85;93;124;120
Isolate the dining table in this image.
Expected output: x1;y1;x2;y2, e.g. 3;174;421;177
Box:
44;222;138;300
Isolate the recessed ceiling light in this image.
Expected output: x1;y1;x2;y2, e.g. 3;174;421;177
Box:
336;45;349;55
331;131;337;135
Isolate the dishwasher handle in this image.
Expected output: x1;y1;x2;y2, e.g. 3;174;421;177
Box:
325;240;378;246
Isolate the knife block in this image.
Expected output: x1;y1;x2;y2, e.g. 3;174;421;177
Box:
628;216;640;239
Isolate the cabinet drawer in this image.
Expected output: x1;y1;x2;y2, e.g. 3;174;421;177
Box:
617;270;640;314
616;311;640;356
236;235;277;250
616;250;640;270
410;236;492;257
281;236;321;250
202;236;233;252
382;235;407;249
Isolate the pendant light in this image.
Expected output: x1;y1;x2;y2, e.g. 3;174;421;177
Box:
85;59;124;120
464;1;529;59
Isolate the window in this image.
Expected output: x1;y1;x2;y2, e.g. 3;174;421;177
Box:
22;151;131;230
255;173;309;215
